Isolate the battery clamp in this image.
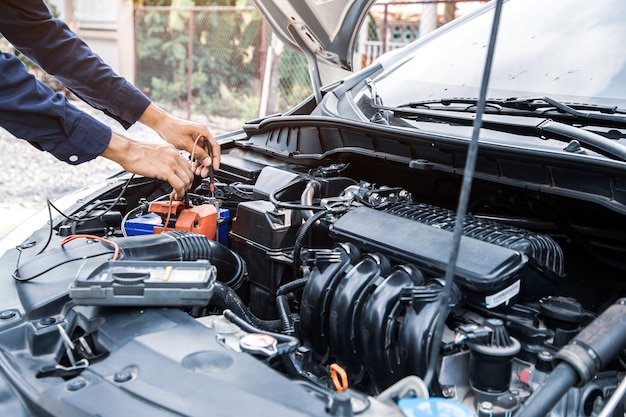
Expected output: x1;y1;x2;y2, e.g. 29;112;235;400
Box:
149;201;217;239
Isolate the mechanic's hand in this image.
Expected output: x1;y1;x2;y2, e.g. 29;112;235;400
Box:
101;132;193;200
138;103;220;176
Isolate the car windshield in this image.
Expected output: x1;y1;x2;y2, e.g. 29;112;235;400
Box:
366;0;626;109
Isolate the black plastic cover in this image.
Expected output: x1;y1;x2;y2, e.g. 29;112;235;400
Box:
330;207;527;305
69;260;216;306
383;201;564;278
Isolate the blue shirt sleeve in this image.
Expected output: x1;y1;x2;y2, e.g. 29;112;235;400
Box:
0;52;111;164
0;0;153;164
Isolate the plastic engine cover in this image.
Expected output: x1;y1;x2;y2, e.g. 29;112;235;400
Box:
330;206;529;308
383;201;564;278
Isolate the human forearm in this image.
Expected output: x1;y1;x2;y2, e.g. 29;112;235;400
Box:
0;52;110;164
0;0;151;128
101;131;194;199
138;103;221;174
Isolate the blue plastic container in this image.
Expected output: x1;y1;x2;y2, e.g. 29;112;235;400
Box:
124;213;163;236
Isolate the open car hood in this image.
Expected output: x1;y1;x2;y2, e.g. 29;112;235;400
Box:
5;2;626;416
251;0;376;71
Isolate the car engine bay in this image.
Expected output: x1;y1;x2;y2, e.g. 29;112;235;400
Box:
1;146;626;417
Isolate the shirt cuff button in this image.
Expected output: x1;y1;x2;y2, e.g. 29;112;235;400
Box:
69;155;79;163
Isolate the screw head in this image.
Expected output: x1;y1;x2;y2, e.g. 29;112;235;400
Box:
0;310;16;320
441;385;456;398
480;401;493;411
67;378;86;391
114;370;132;383
39;317;55;326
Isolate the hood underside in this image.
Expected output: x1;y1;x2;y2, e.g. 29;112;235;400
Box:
251;0;376;71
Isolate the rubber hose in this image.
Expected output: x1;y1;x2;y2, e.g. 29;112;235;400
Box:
276;277;309;296
276;278;309;335
223;309;299;355
211;282;283;332
115;231;247;289
517;298;626;417
292;209;327;278
117;231;213;261
515;363;578;417
276;295;294;334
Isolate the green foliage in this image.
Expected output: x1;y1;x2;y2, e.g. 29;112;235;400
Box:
136;5;315;121
135;6;262;120
203;89;259;120
275;47;312;112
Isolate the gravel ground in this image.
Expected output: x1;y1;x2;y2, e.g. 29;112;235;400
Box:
0;100;229;238
0;101;165;209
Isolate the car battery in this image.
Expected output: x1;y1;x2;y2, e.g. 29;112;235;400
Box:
125;203;230;245
217;208;230;247
148;201;218;240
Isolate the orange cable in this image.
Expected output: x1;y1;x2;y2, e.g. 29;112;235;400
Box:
60;234;120;261
163;134;204;231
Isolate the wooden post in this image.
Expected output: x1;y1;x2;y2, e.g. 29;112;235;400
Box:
117;0;137;84
63;0;75;25
186;9;194;119
419;1;438;38
257;18;268;113
443;1;457;24
382;3;389;53
259;34;283;117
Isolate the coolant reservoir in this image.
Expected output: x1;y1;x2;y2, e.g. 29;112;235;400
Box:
398;398;474;417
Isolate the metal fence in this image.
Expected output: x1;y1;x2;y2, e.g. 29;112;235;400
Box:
135;6;311;128
134;1;484;129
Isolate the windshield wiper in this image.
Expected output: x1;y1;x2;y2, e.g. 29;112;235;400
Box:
399;96;626;126
364;84;626;161
541;96;626;122
537;119;626;161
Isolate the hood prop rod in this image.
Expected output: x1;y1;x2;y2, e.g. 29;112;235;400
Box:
288;24;323;104
422;0;505;389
